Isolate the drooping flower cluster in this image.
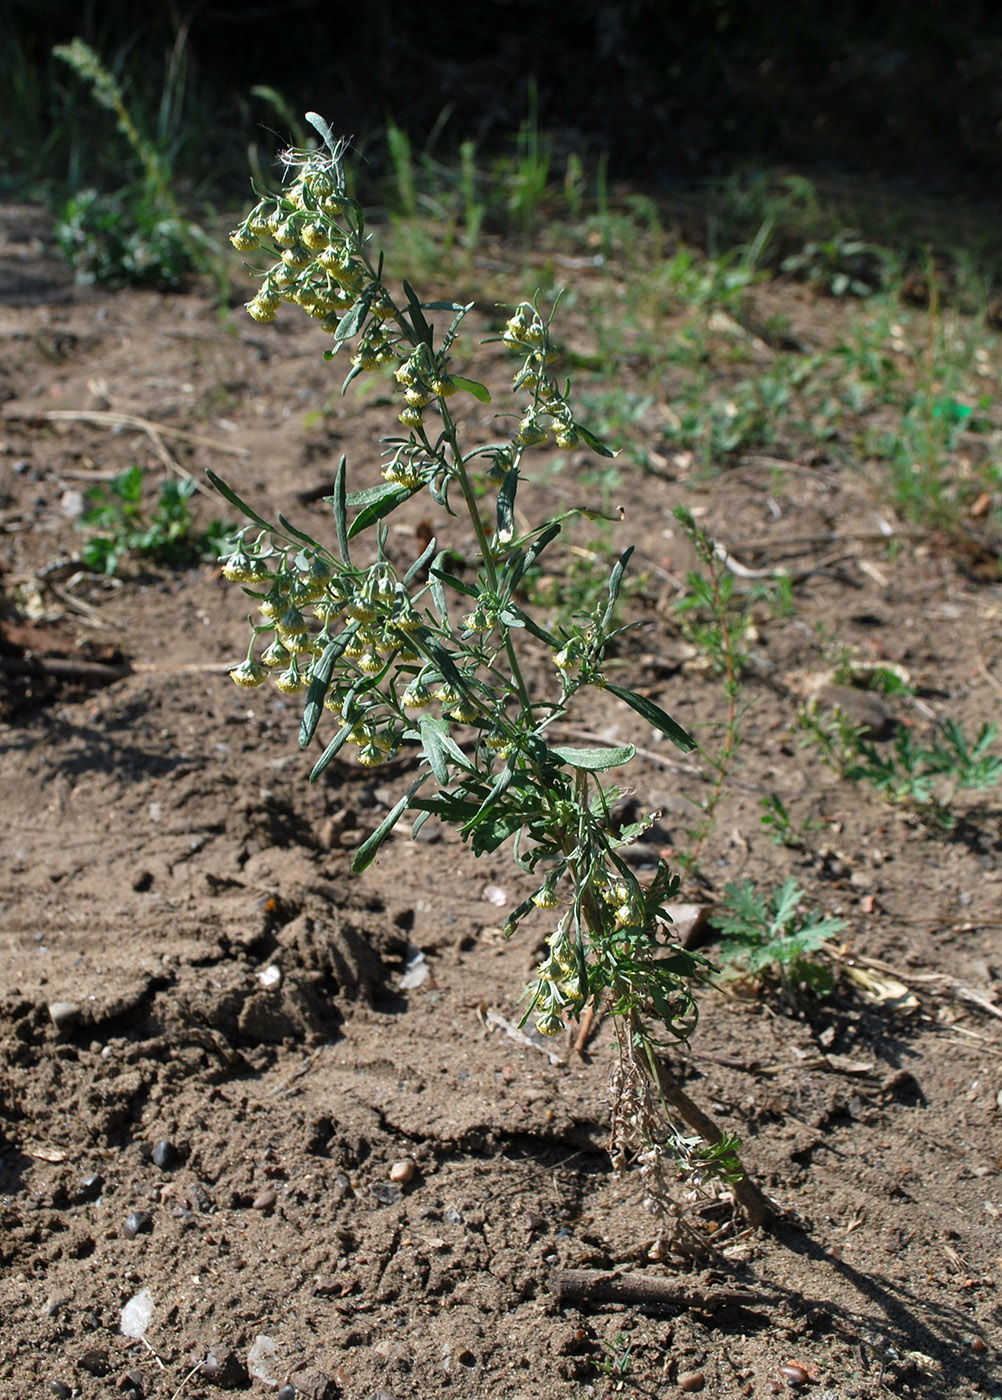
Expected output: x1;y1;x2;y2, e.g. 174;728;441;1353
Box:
230;151;390;340
502;302;579;450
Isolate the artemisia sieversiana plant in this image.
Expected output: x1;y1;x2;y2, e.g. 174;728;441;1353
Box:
214;116;772;1233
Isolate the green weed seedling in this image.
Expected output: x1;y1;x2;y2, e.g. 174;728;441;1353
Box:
713;878;845;994
597;1331;634;1381
52;38;220;290
780;231;895;298
79;465;228;576
214;116;773;1231
801;703;1002;829
759;793;819;850
670;507;754;878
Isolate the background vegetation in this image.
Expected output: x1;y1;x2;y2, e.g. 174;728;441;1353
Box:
5;0;1002;200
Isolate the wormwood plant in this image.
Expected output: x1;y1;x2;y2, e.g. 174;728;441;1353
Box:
801;704;1002;830
215;117;773;1230
712;879;845;995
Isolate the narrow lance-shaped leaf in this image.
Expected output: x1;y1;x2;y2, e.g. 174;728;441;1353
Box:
309;721;354;782
418;712;473;782
549;744;636;771
402;535;437;585
352;774;428;873
440;302;474;353
299;630;356;749
402;280;432;346
461;757;518;834
601;546;634;632
340;360;364;392
277;512;325;553
430;564;479;599
206;470;279;536
604;682;697;753
335;292;371;342
346;482;421;539
496;466;518;544
502;521;562;596
502;892;538;937
330;455;349;563
411;809;432;839
516;520;562;580
305;111;338;155
451;376;491;403
575;422;617;458
499;603;560;648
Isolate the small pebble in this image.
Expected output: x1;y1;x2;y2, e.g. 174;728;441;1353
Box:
252;1187;277;1211
49;1383;72;1399
192;1181;216;1213
123;1210;153;1239
76;1173;104;1203
151;1140;178;1170
778;1362;810;1386
48;1001;80;1034
388;1159;415;1185
277;1387;296;1400
679;1371;705;1392
199;1348;249;1387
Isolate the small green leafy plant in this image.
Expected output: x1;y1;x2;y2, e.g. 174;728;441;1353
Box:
597;1331;634;1382
713;878;844;992
672;507;753;875
801;704;1002;828
79;466;228;575
759;793;820;849
215;116;772;1230
780;231;893;298
52;38;218;289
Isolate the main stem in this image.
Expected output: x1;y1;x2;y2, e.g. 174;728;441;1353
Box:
564;810;774;1228
635;1015;775;1228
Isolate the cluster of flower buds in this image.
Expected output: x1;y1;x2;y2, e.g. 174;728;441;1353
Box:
528;920;588;1035
502;302;580;450
229;150;399;360
224;529;502;763
553;626;606;692
381;445;431;490
595;870;644;931
394;343;456;402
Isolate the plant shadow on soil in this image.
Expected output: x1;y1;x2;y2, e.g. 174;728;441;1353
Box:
0;211;1000;1398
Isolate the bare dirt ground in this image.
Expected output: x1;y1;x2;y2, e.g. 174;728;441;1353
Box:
1;204;1001;1400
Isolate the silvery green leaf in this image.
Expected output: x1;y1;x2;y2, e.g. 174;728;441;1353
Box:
549;744;636;771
